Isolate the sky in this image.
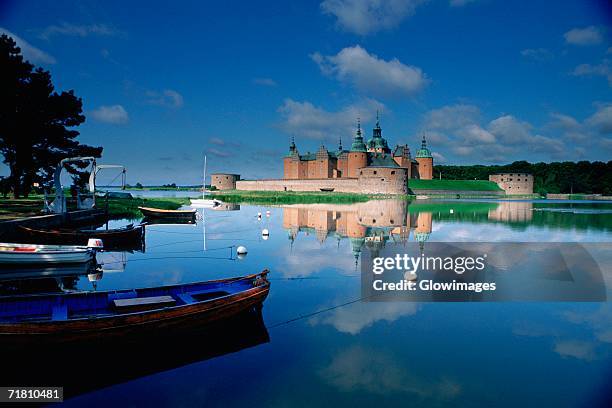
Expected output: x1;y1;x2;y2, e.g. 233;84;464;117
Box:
1;0;611;185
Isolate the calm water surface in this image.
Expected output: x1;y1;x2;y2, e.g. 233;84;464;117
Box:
9;199;612;406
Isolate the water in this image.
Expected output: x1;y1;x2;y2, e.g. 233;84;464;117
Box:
3;199;612;406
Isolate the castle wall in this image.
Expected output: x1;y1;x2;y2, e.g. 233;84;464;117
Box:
236;167;408;194
211;174;240;190
489;173;533;194
337;154;348;178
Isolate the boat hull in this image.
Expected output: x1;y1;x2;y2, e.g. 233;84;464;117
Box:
0;244;94;266
18;224;144;249
138;206;196;219
0;272;270;340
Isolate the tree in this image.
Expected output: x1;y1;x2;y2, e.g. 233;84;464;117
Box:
0;34;102;198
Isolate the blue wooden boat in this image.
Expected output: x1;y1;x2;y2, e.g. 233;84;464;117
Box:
0;270;269;339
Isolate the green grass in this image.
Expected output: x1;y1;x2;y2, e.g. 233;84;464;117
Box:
210;190;379;204
408;201;499;213
409;179;503;192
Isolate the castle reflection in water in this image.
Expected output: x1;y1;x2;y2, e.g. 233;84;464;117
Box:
282;200;534;264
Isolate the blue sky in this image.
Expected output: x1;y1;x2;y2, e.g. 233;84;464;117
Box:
1;0;611;184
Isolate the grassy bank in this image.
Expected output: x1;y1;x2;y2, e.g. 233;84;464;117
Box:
409;179;503;191
209;190;380;204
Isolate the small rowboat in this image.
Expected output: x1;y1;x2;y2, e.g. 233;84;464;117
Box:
0;241;100;266
320;188;335;192
0;270;270;339
138;206;196;219
18;224;144;249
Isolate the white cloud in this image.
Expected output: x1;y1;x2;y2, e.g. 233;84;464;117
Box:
458;123;495;143
320;346;461;398
276;98;384;142
310;301;418;334
586;104;612;134
488;115;533;144
424;103;481;132
419;104;599;163
431;151;446;163
320;0;427;35
39;23;117;40
312;45;429;97
572;60;612;87
564;26;603;46
253;77;277;86
0;27;56;64
520;48;553;61
554;340;596;361
145;89;184;108
90;105;129;124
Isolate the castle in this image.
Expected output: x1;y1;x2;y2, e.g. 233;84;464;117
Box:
283;115;433;181
212;114;433;194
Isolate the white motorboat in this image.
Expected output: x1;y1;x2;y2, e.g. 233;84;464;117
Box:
0;239;102;265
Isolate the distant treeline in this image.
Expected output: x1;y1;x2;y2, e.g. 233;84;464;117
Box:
434;160;612;195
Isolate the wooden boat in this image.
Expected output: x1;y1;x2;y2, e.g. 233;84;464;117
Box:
0;243;98;266
18;224;144;249
138;206;196;219
320;188;335;192
0;270;270;339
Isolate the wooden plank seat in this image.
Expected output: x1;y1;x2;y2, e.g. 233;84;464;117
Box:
112;295;176;312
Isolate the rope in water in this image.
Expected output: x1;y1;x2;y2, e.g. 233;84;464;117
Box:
267;293;379;329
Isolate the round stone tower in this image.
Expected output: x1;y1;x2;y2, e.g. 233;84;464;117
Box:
415;135;433;180
348;119;368;178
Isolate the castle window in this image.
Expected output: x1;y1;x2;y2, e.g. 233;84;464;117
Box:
360;171;363;175
373;171;377;175
390;220;394;224
372;219;376;224
391;171;395;175
381;178;385;181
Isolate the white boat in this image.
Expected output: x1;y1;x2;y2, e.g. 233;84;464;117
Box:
190;155;222;208
0;240;101;265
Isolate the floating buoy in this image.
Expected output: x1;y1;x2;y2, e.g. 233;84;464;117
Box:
236;246;248;259
266;210;271;217
404;271;417;281
450;209;454;214
261;229;270;240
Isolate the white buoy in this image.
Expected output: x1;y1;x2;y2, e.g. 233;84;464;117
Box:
257;212;262;218
236;245;248;258
450;209;454;214
404;271;417;281
266;210;271;217
261;228;270;240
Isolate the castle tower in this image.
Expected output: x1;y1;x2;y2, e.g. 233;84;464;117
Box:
283;136;299;179
367;111;390;154
415;134;433;180
347;118;368;178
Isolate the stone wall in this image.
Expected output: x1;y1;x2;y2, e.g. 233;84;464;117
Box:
236;166;408;194
489;173;533;194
